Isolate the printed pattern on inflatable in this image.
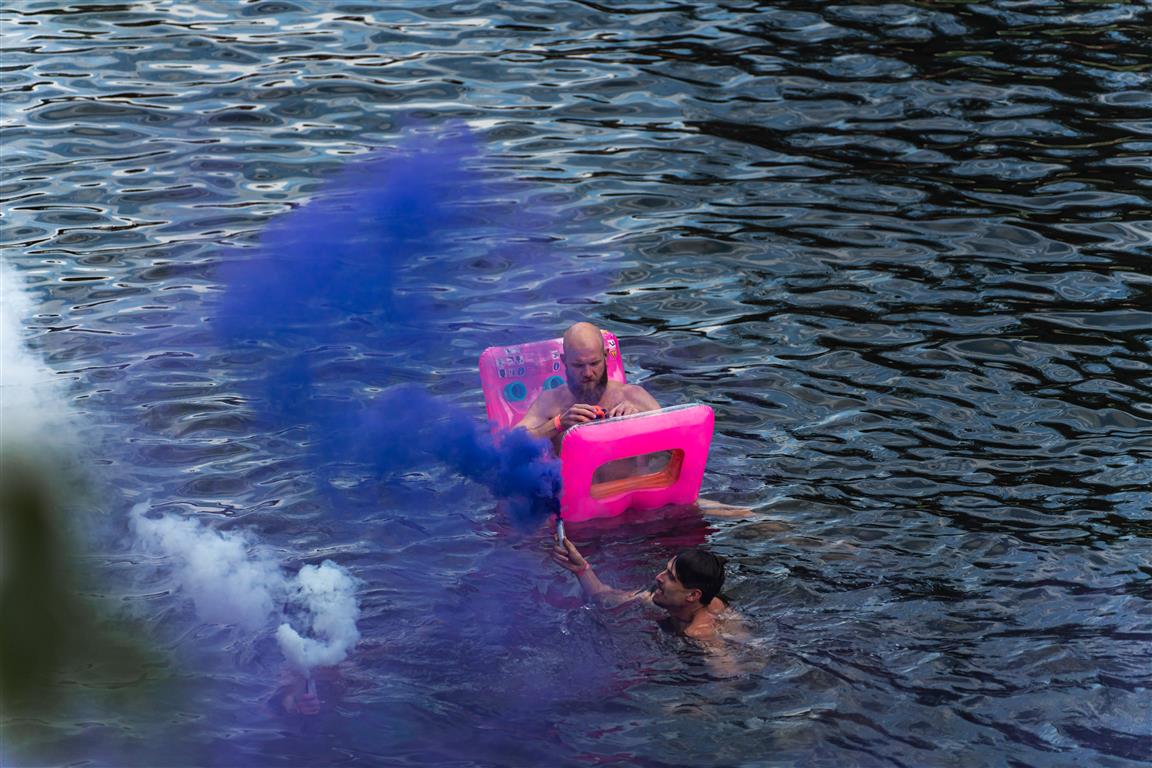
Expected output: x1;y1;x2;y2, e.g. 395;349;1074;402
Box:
478;331;625;432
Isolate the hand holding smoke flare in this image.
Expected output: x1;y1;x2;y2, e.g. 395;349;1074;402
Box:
132;505;360;674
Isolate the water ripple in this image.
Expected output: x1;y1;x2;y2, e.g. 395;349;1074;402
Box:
3;0;1151;766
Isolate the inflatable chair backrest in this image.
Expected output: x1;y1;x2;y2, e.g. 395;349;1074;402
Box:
478;331;626;432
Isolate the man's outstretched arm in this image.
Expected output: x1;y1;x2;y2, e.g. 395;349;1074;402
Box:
513;390;563;440
552;538;646;608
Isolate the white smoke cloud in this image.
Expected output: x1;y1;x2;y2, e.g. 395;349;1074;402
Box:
3;260;361;677
275;561;362;672
131;504;361;672
0;260;76;453
131;505;284;631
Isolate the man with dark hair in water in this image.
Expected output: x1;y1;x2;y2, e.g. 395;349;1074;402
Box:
552;537;732;641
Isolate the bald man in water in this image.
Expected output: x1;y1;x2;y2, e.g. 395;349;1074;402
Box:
514;321;660;455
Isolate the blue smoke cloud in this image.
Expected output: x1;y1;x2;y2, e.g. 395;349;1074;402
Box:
214;130;560;527
322;385;560;526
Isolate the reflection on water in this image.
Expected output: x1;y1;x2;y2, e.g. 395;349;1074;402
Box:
2;0;1150;766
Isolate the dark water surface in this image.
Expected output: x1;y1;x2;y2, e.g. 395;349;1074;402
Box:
3;1;1151;766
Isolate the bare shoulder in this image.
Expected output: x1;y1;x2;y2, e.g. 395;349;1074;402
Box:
709;598;745;627
620;383;660;410
715;605;753;643
686;604;749;645
683;618;720;641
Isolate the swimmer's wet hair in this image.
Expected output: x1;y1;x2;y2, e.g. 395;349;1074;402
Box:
673;548;727;605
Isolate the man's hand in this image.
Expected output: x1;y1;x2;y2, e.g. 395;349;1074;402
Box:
551;537;589;575
558;404;603;431
607;401;640;418
294;691;321;715
283;690;321;716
